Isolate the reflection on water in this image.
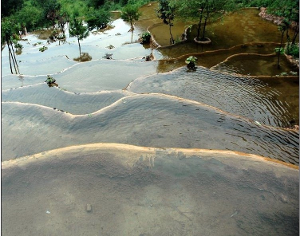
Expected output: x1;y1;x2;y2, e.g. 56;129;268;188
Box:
212;54;298;76
2;144;299;236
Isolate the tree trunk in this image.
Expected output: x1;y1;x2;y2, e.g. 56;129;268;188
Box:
291;24;299;45
130;21;134;31
197;10;203;40
5;36;13;74
201;5;209;40
8;45;13;74
169;18;174;45
10;40;20;74
277;30;285;69
77;38;81;57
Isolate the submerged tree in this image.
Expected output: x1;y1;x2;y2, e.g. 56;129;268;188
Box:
69;14;89;58
121;4;141;32
157;0;176;45
1;17;21;74
175;0;240;41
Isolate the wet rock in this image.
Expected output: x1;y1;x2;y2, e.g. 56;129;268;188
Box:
86;204;92;212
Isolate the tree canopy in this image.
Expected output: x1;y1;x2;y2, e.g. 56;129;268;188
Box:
121;4;141;31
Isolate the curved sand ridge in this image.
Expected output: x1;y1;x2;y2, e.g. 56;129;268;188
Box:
2;143;298;236
2;92;298;164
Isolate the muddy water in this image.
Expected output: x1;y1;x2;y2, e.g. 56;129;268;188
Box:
212;54;298;76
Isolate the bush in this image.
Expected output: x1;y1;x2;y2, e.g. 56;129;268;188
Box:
74;52;92;62
286;44;299;58
140;32;151;44
39;45;48;52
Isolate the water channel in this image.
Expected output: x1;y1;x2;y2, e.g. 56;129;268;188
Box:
2;2;299;235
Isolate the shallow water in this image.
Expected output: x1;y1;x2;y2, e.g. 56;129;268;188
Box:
2;145;299;236
2;3;299;235
2;95;298;164
128;66;298;127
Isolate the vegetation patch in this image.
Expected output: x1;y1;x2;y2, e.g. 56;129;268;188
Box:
74;52;92;62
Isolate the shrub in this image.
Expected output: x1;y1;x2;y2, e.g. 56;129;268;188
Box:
140;32;151;44
286;44;299;58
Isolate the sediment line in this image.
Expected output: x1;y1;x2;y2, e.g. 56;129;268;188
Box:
2;143;298;170
3;92;297;133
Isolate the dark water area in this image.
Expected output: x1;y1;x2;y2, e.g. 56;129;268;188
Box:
128;67;298;128
212;54;299;76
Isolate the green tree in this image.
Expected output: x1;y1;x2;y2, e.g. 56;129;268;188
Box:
86;7;110;30
121;4;141;31
157;0;176;45
1;0;24;17
267;0;299;53
69;14;89;57
174;0;240;41
1;17;21;74
275;20;289;69
13;0;43;31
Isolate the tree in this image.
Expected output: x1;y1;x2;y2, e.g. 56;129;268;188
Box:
275;20;289;69
1;17;21;74
157;0;176;45
266;0;299;53
86;7;110;30
69;14;89;57
121;4;141;32
13;0;44;32
174;0;241;41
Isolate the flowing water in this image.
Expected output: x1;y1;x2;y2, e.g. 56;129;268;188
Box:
2;3;299;235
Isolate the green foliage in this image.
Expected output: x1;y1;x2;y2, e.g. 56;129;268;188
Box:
274;47;284;54
14;43;23;49
157;0;175;25
13;0;44;31
1;0;24;17
45;75;56;84
157;0;176;44
69;15;89;40
121;4;141;31
1;17;21;43
286;44;299;58
86;7;110;30
141;32;151;44
39;46;48;52
185;56;198;64
69;13;89;57
174;0;243;41
185;56;198;70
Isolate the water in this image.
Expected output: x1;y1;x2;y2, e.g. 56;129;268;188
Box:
2;4;299;235
2;145;299;236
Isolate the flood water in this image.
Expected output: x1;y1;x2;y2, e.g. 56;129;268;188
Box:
2;2;299;235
